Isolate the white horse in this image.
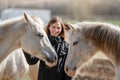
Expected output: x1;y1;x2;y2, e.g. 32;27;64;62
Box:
0;12;57;67
64;22;120;80
0;49;29;80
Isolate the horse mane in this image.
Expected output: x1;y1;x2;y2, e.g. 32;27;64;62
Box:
82;22;120;61
0;16;25;42
31;16;44;26
0;15;44;30
0;16;24;28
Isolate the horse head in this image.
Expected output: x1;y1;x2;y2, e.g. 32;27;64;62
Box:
20;12;58;67
64;23;96;77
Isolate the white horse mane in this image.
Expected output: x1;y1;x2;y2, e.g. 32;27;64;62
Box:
0;16;24;27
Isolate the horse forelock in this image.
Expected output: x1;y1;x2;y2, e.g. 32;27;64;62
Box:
32;16;44;25
82;22;120;61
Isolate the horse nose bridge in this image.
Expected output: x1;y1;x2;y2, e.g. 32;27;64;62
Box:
42;37;51;46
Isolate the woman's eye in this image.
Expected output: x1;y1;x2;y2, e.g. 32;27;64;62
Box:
38;33;44;38
73;41;78;46
52;26;56;28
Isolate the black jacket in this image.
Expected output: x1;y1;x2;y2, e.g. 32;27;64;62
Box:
23;36;71;80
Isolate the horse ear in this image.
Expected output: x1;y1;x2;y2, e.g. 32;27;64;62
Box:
69;24;77;31
64;23;71;30
24;12;33;24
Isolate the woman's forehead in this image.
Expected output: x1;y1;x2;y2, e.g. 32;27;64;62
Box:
50;22;61;27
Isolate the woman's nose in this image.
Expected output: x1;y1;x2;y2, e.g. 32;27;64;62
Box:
55;29;58;32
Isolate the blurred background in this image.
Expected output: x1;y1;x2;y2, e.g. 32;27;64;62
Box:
0;0;120;24
0;0;119;80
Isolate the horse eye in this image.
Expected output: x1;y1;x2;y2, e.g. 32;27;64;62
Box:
38;33;44;38
73;41;78;46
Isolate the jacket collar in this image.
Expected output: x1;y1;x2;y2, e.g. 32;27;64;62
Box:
48;36;64;42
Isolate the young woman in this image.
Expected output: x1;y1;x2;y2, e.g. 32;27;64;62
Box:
24;16;71;80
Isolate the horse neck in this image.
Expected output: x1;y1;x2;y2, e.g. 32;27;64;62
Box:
0;20;26;62
83;25;120;63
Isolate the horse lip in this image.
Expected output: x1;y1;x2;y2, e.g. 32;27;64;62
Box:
66;71;75;77
64;65;76;77
42;50;57;67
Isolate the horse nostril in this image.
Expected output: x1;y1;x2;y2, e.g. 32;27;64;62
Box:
65;66;76;72
54;56;57;61
47;56;57;63
66;67;69;72
47;57;52;63
73;66;77;71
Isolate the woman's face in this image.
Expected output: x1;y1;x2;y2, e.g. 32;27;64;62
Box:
49;22;62;37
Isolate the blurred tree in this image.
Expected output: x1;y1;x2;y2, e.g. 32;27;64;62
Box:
72;0;120;20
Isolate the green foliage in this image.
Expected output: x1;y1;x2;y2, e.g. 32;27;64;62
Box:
106;20;120;26
94;20;120;26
